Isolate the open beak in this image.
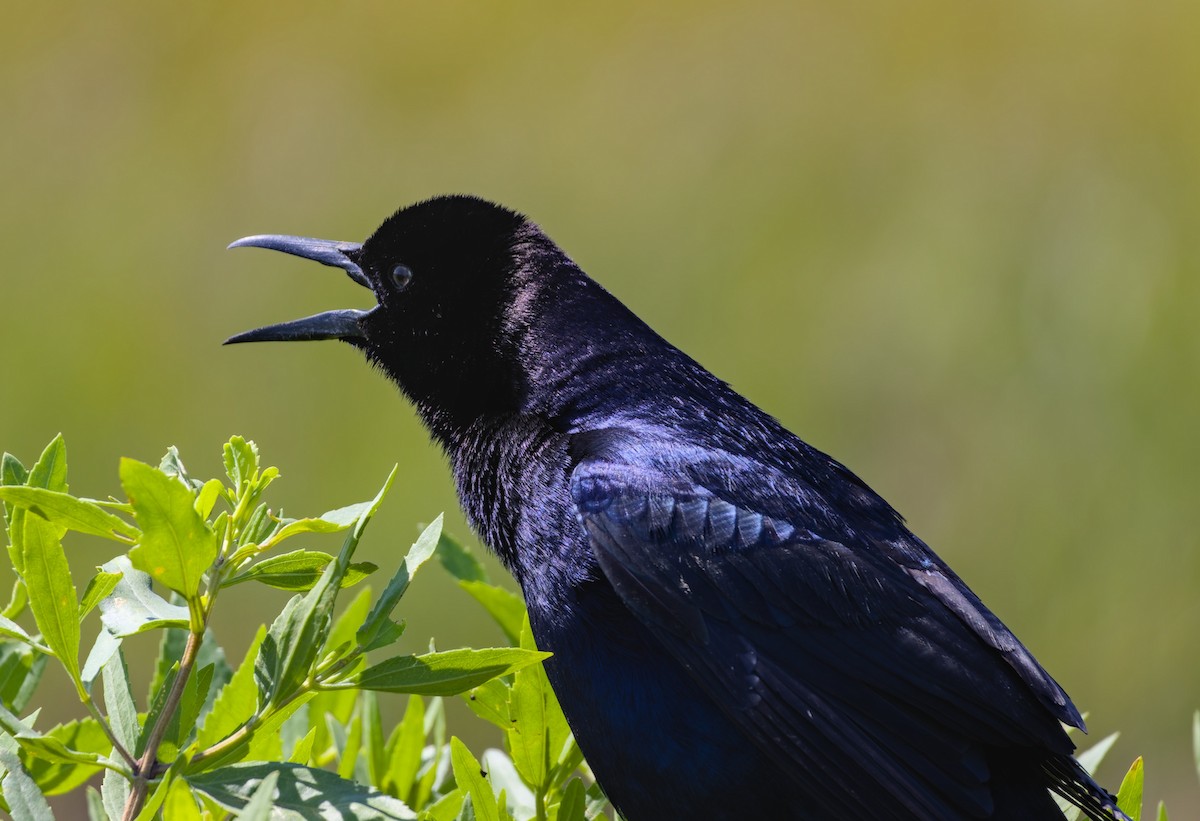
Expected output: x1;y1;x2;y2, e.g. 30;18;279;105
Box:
224;234;373;344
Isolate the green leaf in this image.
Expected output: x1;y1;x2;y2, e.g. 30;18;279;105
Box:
96;556;189;637
1;452;29;488
12;731;106;770
0;642;48;712
102;647;139;754
1156;800;1168;821
224;550;377;591
148;623;188;706
337;710;364;782
121;457;218;599
1075;731;1120;777
158;446;193;487
195;626;266;754
463;679;510;731
138;663;178;759
342;648;550;697
223;437;259;496
7;436;68;577
79;571;123;618
506;629;564;791
3;578;29;620
583;782;609;819
238;504;275;548
101;767;129;821
188;761;417;819
0;614;40;647
163;774;203;821
479;751;532;820
458;581;525;646
21;718;110;795
555;778;587;821
194;479;224;520
29;436;68;496
246;692;316;763
362;690;387;787
258;470;396;707
421;789;465;821
384;695;426;801
435;531;488;584
237;769;280;820
450;738;499;821
133;768;172;821
80;628;122;691
171;663;215;748
288;727;317;765
357;515;442;652
20;514;81;687
85;785;108;821
1116;756;1143;821
0;748;54;821
268;501;375;544
324;585;374;659
0;487;139;543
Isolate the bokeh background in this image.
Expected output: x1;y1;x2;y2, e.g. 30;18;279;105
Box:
2;1;1197;814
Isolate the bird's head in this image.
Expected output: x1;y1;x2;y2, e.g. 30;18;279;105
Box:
227;195;587;439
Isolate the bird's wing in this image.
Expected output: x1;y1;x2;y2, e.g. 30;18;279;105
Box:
569;447;1081;820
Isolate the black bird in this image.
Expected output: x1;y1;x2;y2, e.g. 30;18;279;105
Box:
227;195;1124;820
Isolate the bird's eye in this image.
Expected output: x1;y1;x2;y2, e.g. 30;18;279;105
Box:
390;264;414;291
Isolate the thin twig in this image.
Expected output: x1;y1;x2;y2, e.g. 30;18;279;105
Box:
121;629;203;821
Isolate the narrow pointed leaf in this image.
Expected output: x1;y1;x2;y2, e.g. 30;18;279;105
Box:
463;680;510;730
384;695;425;799
450;738;499;821
224;549;377;591
80;628;122;689
20;515;80;686
1;452;29;488
79;572;123;618
435;531;488;584
102;647;139;753
1076;732;1120;777
0;642;48;712
8;435;68;577
194;479;224;520
0;748;54;821
1116;756;1143;821
0;614;39;646
556;778;587;821
101;768;129;821
187;761;416;818
343;648;550;696
268;501;374;544
163;775;204;821
21;718;110;795
358;515;441;651
259;469;396;706
458;581;524;646
238;769;280;820
85;786;109;821
195;626;266;752
0;488;138;542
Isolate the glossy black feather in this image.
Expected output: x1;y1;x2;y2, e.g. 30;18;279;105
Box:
229;195;1125;820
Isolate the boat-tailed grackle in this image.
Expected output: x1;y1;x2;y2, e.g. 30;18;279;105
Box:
227;195;1125;820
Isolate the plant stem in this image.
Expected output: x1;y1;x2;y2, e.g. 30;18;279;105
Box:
82;695;137;770
121;628;203;821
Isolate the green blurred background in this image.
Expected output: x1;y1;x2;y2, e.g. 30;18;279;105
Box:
2;0;1197;813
